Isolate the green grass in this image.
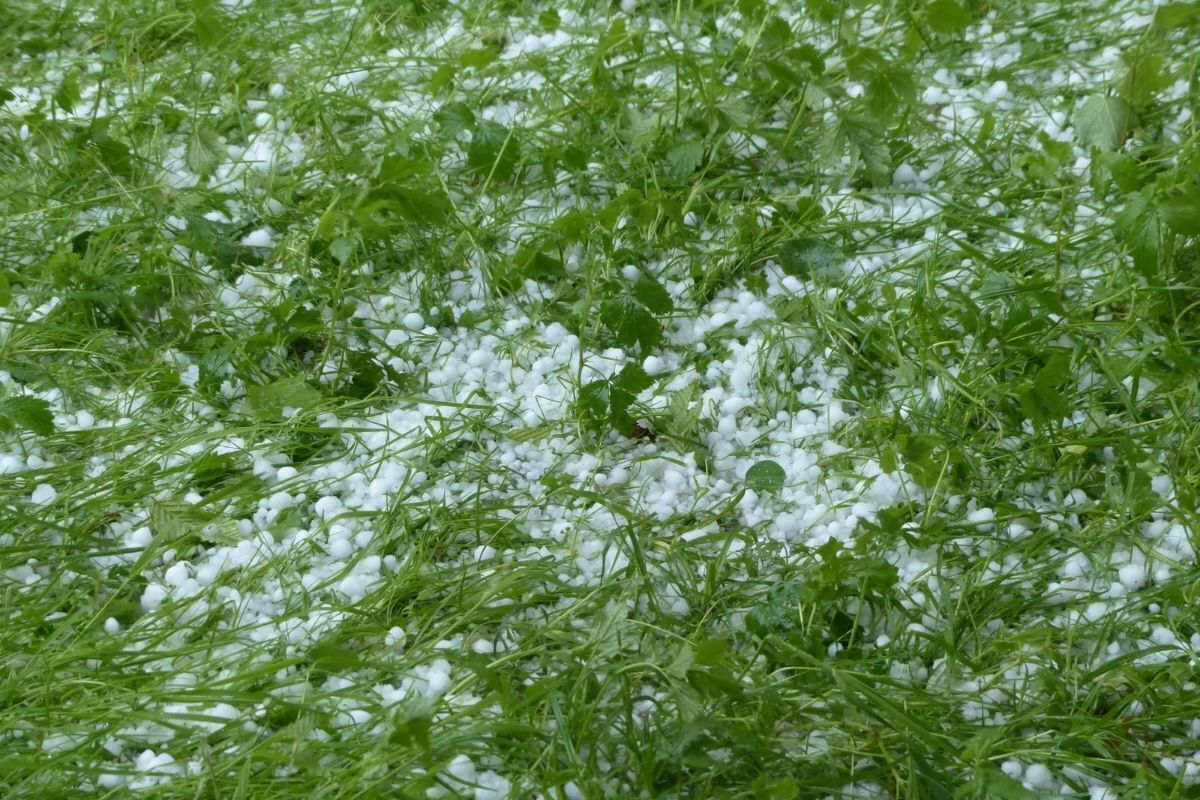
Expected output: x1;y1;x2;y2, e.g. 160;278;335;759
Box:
2;0;1200;797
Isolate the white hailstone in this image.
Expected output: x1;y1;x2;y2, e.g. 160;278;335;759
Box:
1117;563;1146;592
1023;763;1053;789
30;484;57;505
141;584;169;612
240;228;275;248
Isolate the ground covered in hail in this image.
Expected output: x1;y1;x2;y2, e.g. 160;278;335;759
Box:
1;0;1199;797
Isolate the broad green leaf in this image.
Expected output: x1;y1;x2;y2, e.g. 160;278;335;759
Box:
538;8;560;31
754;777;800;800
926;0;971;34
307;639;363;674
778;237;843;278
328;236;357;264
376;153;432;182
600;295;662;352
760;15;793;49
664;381;702;439
745;460;786;492
390;695;435;750
0;87;14;105
609;363;654;431
434;101;475;136
0;397;55;436
665;139;704;179
1153;2;1200;28
468;120;519;184
632;275;673;313
387;186;451;225
788;44;825;76
611;363;653;396
357;183;451;227
666;643;695;679
192;0;226;48
738;0;764;16
460;45;500;70
1157;184;1200;235
1116;50;1168;107
1075;94;1129;151
198;517;241;546
693;638;729;666
980;771;1039;799
93;133;133;178
575;379;610;424
1114;189;1160;276
1094;151;1140;193
150;500;237;545
845;47;915;118
821;112;891;186
150;499;192;539
53;74;79;113
185;127;222;175
247;375;323;417
589;599;630;657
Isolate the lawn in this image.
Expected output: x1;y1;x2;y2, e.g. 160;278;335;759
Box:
1;0;1199;797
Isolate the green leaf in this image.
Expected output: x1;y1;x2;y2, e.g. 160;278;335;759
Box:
821;112;891;186
149;499;238;545
612;363;654;396
631;275;673;313
1114;189;1160;277
93;133;133;178
926;0;971;34
377;153;433;182
1075;94;1129;151
575;379;610;425
693;638;729;666
538;8;560;31
387;186;451;225
844;47;915;118
53;74;79;113
246;375;323;418
434;101;475;136
1094;151;1141;193
1116;50;1168;107
192;0;226;48
666;643;695;679
600;295;662;352
390;694;435;751
357;183;451;228
185;127;222;175
760;15;793;49
980;771;1039;799
0;397;55;436
609;363;654;431
663;381;702;440
460;45;500;70
307;639;363;675
745;460;786;492
753;776;800;800
665;139;704;179
778;237;843;278
1157;184;1200;236
468;120;519;184
0;87;14;105
1153;2;1200;28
